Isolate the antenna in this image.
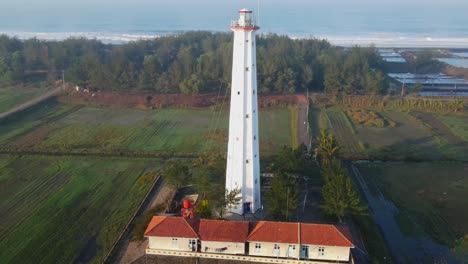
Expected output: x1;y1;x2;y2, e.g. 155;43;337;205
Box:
257;0;261;26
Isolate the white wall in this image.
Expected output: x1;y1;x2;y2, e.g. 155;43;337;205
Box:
248;241;299;259
301;244;350;262
147;237;198;252
201;241;245;255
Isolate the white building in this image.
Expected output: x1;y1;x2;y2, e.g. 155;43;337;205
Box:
144;216;199;252
225;8;261;215
247;221;300;259
145;217;355;263
300;223;354;262
198;219;249;255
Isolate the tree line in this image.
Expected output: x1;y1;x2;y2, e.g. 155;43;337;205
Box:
0;32;387;95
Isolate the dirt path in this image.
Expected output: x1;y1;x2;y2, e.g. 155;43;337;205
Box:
0;86;62;121
297;95;311;150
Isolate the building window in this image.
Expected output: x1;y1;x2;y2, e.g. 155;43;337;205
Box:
171;238;178;247
318;247;325;256
255;243;261;253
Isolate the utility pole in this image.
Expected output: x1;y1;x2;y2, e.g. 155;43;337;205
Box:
286;186;289;221
62;70;65;90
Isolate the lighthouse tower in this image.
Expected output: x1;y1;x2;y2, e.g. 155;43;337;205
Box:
225;9;261;215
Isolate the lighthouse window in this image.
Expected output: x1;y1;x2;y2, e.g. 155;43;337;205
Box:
246;39;249;42
254;135;256;140
246;67;249;72
237;91;240;95
246;159;249;164
246;114;249;118
253;90;256;95
253;109;256;113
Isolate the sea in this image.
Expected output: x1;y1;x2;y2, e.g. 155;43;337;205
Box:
1;0;468;48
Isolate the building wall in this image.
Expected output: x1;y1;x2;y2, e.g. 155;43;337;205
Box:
300;244;350;262
201;241;245;255
147;236;198;252
248;241;300;259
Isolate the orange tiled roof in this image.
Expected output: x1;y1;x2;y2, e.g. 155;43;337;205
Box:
300;223;354;247
198;219;249;243
247;221;299;244
144;216;199;238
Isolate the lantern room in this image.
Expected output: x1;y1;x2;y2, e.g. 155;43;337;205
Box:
231;9;258;30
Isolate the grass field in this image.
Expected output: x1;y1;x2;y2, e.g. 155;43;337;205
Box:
0;102;294;156
0;155;161;263
312;106;468;161
356;162;468;260
0;85;48;113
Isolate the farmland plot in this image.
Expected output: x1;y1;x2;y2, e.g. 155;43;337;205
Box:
0;85;48;113
357;162;468;262
436;114;468;142
323;108;364;159
0;155;161;263
354;110;441;160
1;103;294;156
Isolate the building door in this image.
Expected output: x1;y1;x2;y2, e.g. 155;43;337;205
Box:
273;244;280;257
287;245;296;258
188;239;196;251
301;245;309;259
243;202;251;214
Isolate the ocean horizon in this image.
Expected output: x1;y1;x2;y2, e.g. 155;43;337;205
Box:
2;0;468;48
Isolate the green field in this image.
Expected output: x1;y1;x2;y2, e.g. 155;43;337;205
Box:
314;107;468;161
357;162;468;259
0;85;48;113
0;102;295;156
0;155;161;263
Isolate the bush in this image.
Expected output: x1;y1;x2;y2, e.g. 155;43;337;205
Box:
345;109;392;128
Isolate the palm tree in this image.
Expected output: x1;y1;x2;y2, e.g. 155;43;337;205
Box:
315;129;340;167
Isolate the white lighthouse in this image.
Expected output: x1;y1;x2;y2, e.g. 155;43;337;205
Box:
225;9;261;215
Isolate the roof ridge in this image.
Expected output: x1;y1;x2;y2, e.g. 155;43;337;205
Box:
332;225;354;247
246;221;265;240
183;217;200;238
145;216;166;235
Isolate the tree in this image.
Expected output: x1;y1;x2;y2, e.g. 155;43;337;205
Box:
320;158;345;181
214;188;242;219
411;82;423;94
315;129;340;167
321;174;366;222
162;160;189;189
179;74;203;94
265;172;299;221
270;145;307;173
